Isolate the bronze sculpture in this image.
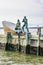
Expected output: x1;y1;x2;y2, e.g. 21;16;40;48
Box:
22;16;29;32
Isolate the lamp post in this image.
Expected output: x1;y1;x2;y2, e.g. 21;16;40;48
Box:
18;30;21;52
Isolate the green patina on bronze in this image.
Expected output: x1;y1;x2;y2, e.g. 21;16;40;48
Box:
22;16;29;32
7;32;12;44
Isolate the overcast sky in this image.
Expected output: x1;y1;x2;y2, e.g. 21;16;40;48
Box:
0;0;43;26
0;0;43;34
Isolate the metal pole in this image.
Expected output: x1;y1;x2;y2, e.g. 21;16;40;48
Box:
18;33;21;52
18;34;20;50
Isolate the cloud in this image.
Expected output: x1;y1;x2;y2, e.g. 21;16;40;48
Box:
0;0;43;34
0;0;43;26
0;0;42;17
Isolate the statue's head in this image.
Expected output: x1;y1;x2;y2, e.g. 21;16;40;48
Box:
17;19;20;22
24;16;26;19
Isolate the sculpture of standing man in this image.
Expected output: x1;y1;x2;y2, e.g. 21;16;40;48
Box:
16;19;21;29
22;16;29;32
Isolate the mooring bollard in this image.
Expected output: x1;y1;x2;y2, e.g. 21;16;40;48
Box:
30;38;40;56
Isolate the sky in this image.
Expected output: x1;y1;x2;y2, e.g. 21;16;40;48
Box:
0;0;43;34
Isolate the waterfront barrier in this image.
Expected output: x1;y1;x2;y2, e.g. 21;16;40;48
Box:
0;34;43;56
30;37;39;56
39;38;43;55
0;43;5;49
